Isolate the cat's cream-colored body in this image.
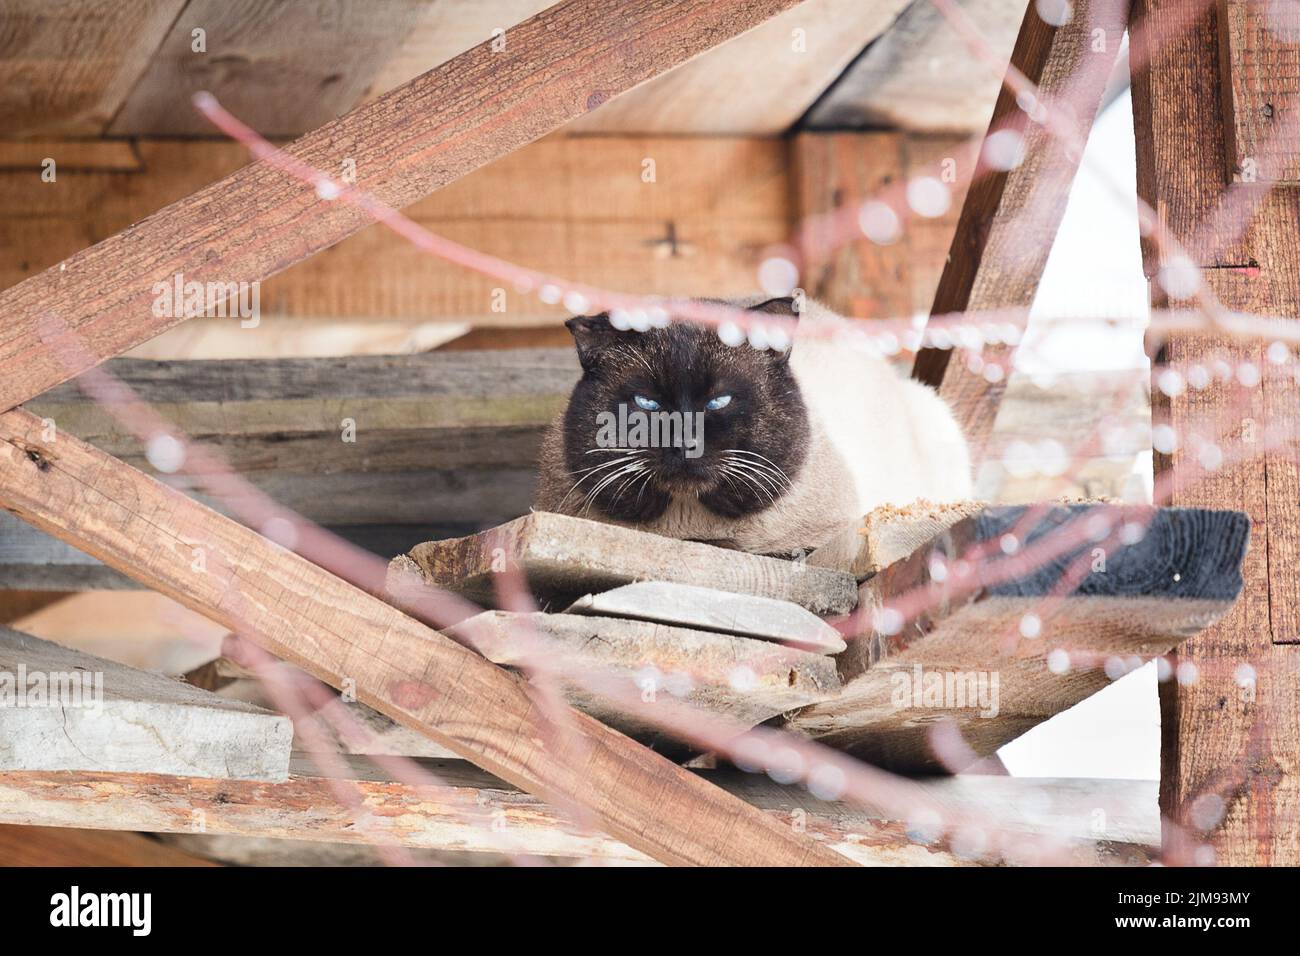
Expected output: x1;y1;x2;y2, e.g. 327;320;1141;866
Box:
536;301;973;554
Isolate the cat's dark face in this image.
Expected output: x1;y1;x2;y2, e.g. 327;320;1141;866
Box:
557;299;809;523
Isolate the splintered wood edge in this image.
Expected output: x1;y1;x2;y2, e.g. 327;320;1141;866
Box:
807;499;988;579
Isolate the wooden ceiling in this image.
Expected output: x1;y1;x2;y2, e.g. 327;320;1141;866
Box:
0;0;1025;139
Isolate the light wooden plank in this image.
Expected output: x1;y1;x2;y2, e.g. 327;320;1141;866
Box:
0;0;185;136
0;756;1158;865
790;504;1250;771
569;0;910;134
805;0;1026;132
362;1;559;101
0;625;292;781
1217;0;1300;184
110;0;427;137
1133;0;1300;865
0;136;790;331
0;407;846;867
392;511;859;617
0;0;808;412
565;581;847;652
910;0;1131;466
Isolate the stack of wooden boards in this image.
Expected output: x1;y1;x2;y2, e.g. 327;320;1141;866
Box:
389;502;1250;771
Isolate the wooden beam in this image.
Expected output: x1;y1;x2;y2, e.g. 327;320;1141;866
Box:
0;136;790;332
391;511;859;616
789;503;1250;772
1217;0;1300;184
0;407;847;867
0;0;807;412
0;0;185;137
909;0;1131;464
568;0;910;134
791;132;970;321
0;625;292;781
1132;0;1300;865
0;756;1158;865
804;0;1027;132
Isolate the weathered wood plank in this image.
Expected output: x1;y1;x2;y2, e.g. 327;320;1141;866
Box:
0;0;807;412
569;0;909;134
805;0;1026;132
0;407;846;866
910;0;1131;466
0;756;1158;865
0;625;292;781
0;0;185;136
790;504;1250;772
565;581;846;652
392;511;859;617
110;0;427;137
1133;0;1300;865
1217;0;1300;184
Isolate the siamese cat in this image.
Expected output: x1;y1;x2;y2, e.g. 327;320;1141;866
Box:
535;296;973;555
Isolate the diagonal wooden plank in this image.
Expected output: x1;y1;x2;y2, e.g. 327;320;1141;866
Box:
909;0;1131;464
0;407;848;867
0;0;807;413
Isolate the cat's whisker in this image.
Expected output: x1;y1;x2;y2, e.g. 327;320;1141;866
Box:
558;452;644;509
722;456;790;495
721;463;776;507
580;461;645;514
722;458;784;497
722;449;792;486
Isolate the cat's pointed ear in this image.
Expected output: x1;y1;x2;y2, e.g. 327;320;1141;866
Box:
748;296;800;320
748;297;799;363
566;313;627;371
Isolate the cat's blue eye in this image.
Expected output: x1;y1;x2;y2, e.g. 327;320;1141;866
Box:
705;394;732;411
634;395;660;411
